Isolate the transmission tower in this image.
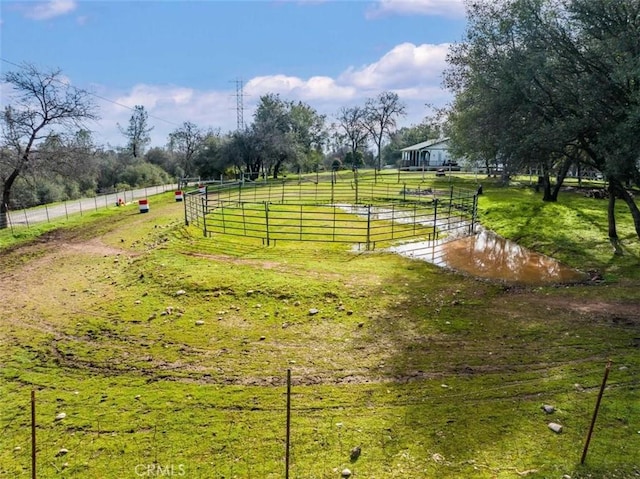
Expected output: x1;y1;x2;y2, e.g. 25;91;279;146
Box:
233;79;245;131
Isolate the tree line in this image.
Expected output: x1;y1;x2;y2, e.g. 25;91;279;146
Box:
0;64;420;229
444;0;640;247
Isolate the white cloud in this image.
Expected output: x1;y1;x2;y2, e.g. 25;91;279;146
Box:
245;75;356;101
24;0;77;20
91;84;234;148
69;41;453;147
339;42;450;90
367;0;465;19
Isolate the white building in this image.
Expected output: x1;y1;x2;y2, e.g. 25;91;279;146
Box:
400;138;458;170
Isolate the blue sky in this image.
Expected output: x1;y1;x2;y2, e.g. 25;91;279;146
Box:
1;0;467;148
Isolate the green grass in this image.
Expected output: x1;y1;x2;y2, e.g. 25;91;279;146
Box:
0;175;639;478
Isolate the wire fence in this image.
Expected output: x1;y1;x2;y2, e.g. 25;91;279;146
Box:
184;177;478;250
2;366;637;479
4;184;179;230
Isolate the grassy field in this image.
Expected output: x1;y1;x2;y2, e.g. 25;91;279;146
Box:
0;174;639;478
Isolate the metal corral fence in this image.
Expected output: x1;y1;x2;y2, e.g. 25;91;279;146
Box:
184;177;478;250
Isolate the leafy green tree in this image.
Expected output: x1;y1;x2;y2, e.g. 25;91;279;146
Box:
193;131;230;180
445;0;640;243
250;94;326;178
145;147;178;177
0;63;98;228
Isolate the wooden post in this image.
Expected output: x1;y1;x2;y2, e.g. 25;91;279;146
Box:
581;360;612;464
285;369;291;479
31;389;36;479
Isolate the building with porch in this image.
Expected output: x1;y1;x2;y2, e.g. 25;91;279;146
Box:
400;138;458;170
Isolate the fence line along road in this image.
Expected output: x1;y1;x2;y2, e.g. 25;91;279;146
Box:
6;184;178;228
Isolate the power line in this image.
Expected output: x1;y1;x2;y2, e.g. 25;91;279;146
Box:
0;58;181;127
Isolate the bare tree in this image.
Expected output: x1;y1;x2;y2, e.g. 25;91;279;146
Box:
335;106;369;165
118;105;153;158
168;121;205;178
1;63;98;229
364;91;406;171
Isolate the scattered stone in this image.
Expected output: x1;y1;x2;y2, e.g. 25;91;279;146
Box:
247;290;254;296
195;320;205;326
618;365;628;371
357;322;364;328
350;445;361;461
255;303;262;308
337;305;346;311
294;301;301;307
147;313;157;321
309;308;319;315
62;462;69;469
542;404;555;414
165;306;174;315
56;448;69;457
341;468;352;477
175;290;186;296
548;422;563;433
441;384;449;388
282;322;290;329
562;475;572;479
134;300;142;305
55;412;66;421
347;310;354;315
135;395;141;400
432;453;445;463
14;446;21;452
259;336;266;341
142;291;149;297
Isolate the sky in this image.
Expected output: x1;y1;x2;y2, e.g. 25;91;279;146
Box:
0;0;468;149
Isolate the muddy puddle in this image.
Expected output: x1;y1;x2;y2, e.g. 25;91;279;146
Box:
390;229;587;285
336;204;585;285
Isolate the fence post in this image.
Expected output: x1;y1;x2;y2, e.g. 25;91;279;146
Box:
64;201;69;220
201;196;207;237
23;208;29;227
31;389;36;479
366;204;371;250
581;360;612;464
285;369;292;479
45;205;50;223
264;201;270;246
403;183;407;202
355;178;359;204
433;199;438;240
184;193;189;226
471;194;478;234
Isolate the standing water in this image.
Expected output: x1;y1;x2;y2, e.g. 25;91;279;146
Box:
390;229;587;285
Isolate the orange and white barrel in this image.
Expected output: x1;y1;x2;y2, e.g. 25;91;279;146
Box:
175;190;184;202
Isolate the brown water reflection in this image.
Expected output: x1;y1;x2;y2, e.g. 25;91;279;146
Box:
391;230;587;285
